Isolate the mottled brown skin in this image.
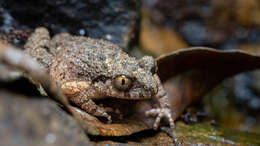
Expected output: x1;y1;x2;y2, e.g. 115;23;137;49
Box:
24;27;174;129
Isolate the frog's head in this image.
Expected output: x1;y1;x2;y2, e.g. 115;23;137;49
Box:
93;55;159;100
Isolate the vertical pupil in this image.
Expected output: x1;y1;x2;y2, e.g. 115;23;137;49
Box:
121;78;125;85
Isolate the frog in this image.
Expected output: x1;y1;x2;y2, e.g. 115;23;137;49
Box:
24;27;174;130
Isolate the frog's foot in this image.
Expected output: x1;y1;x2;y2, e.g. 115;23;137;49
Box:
145;108;174;130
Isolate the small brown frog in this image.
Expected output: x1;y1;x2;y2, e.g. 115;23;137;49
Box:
24;27;174;129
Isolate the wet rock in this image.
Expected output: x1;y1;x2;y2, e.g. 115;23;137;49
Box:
93;122;260;145
1;0;140;48
0;90;91;146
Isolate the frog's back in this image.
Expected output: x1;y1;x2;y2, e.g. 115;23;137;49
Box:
49;35;126;85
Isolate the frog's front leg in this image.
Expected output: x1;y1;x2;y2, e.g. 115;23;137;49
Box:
61;81;112;123
145;75;175;130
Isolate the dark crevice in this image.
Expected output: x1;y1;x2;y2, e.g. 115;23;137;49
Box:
88;129;158;143
0;77;43;97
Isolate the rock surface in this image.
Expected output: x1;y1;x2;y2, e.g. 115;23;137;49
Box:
1;0;140;48
0;90;92;146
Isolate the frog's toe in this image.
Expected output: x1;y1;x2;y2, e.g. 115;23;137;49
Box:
145;108;174;130
107;115;112;124
96;108;112;123
104;114;112;124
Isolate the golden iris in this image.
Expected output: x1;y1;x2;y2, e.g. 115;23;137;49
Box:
113;75;132;91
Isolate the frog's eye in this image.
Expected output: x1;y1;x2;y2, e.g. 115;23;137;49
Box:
113;75;132;91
